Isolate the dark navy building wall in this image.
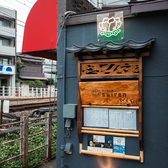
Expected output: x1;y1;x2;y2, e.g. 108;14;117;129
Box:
56;10;168;168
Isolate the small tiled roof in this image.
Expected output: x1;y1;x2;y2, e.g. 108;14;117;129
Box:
67;38;155;53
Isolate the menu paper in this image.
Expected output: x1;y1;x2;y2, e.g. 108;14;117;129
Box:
109;109;137;130
84;108;108;128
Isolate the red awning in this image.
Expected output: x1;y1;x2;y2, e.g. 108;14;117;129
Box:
22;0;57;60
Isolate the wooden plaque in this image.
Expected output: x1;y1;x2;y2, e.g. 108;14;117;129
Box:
81;61;139;77
79;81;139;106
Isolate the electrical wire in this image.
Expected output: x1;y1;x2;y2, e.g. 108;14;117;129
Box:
26;0;35;5
6;0;32;9
0;9;26;24
2;0;31;12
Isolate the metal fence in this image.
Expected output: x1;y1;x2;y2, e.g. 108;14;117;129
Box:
0;113;57;168
0;86;57;98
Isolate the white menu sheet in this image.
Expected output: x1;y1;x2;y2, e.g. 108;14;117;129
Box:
109;109;137;130
83;108;108;128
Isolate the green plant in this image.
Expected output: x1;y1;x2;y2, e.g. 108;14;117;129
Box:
35;80;43;86
15;61;26;82
15;78;24;84
24;80;36;85
0;120;57;168
45;78;54;85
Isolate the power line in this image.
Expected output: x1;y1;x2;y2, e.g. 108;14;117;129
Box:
26;0;35;5
17;23;25;28
10;0;32;8
0;10;26;25
2;0;31;13
4;0;30;10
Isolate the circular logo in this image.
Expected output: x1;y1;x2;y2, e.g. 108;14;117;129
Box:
91;90;101;97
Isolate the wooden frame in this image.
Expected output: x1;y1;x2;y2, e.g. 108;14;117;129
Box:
79;143;144;163
76;55;144;162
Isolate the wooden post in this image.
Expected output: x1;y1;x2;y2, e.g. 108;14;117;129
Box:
139;57;143;151
20;116;28;168
77;60;83;143
0;100;4;125
45;112;52;159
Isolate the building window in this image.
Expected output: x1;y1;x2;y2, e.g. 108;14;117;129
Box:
0;19;10;28
0;58;9;65
22;65;42;73
3;59;8;65
0;58;3;65
0;38;10;46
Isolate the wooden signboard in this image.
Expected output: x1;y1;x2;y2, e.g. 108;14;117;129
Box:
79;81;139;106
76;57;144;162
80;61;139;78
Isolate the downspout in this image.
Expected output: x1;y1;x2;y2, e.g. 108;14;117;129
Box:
60;145;65;168
60;11;76;168
63;15;66;104
62;11;76;104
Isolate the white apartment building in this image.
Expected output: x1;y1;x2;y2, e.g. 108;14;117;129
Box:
0;6;16;87
43;59;57;84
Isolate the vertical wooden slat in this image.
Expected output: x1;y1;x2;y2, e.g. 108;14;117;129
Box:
20;116;28;168
45;112;52;158
77;60;83;143
140;150;144;163
139;57;143;151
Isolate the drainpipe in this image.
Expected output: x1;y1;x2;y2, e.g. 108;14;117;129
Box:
61;11;76;168
62;11;76;104
60;145;68;167
63;15;66;104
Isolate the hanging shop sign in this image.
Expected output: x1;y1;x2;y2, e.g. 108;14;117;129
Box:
67;38;155;162
97;11;124;42
79;81;139;106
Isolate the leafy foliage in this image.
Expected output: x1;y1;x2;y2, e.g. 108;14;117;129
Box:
35;80;43;86
15;78;24;84
45;78;54;85
0;121;57;168
24;80;36;85
15;61;26;80
21;80;43;87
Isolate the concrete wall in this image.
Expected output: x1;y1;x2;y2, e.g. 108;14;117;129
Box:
56;10;168;168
